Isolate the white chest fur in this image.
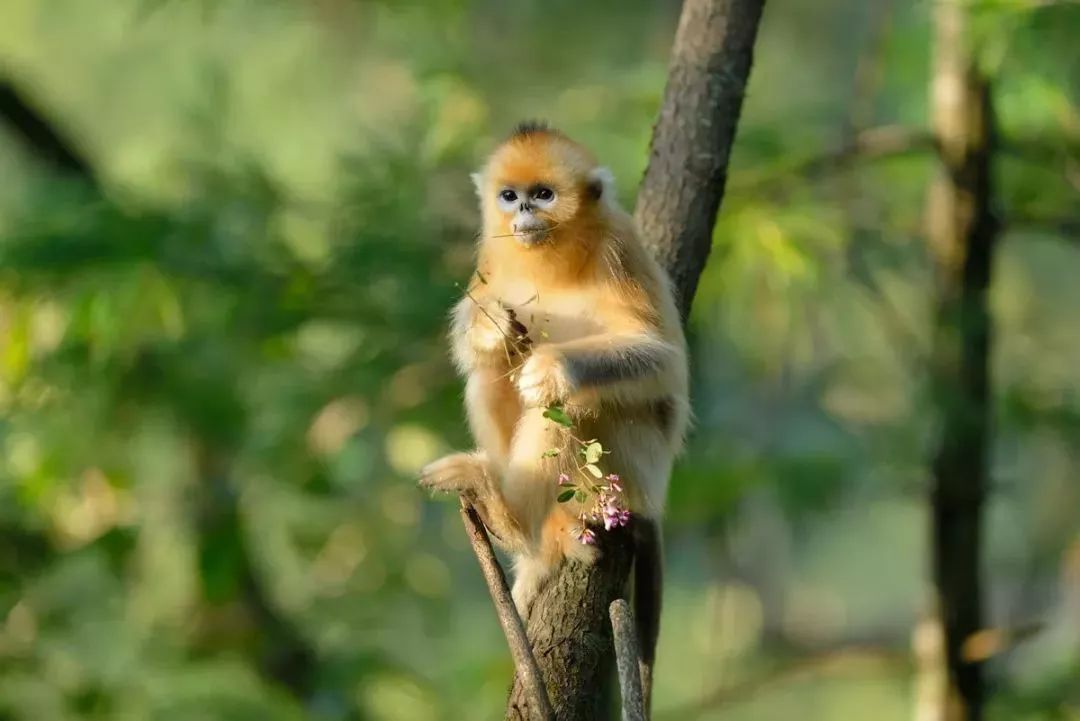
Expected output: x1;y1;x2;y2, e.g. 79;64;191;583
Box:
494;284;601;344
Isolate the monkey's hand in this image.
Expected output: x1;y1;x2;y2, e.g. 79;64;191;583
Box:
453;297;531;371
516;345;574;407
473;301;531;353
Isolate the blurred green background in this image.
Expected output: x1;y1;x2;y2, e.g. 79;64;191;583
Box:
0;0;1077;719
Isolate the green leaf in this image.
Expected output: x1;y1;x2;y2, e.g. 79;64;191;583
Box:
543;406;574;428
575;490;587;503
557;489;575;503
584;442;603;464
541;448;561;458
584;464;603;478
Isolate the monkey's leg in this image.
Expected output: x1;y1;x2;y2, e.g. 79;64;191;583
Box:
465;366;522;464
419;451;529;554
510;506;600;620
501;408;597;615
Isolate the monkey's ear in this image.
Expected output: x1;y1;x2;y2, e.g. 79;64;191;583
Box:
586;166;617;205
470;172;485;198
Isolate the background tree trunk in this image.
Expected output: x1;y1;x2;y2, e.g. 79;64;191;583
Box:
923;0;998;718
505;0;766;717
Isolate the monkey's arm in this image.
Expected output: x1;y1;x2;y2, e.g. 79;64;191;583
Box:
516;332;680;408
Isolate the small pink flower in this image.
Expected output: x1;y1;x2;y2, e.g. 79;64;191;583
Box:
599;498;632;530
605;474;622;492
601;501;620;530
574;526;597;545
557;473;572;485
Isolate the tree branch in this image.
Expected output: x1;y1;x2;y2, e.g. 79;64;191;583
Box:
729;124;933;195
610;599;647;721
1005;213;1080;239
725;124;1073;198
459;501;554;721
657;645;906;720
0;78;97;186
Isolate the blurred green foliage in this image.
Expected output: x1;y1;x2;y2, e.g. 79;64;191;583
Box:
0;0;1077;719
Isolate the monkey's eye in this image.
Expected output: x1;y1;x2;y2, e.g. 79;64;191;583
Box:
533;187;555;202
499;189;518;203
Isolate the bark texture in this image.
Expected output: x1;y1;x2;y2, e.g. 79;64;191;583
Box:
924;1;998;719
634;0;767;321
505;526;635;720
504;0;766;717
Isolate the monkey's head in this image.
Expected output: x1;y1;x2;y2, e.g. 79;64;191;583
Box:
473;121;616;248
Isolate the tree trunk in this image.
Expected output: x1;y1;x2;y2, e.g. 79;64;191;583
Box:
924;0;998;718
504;0;766;717
634;0;767;321
506;526;635;719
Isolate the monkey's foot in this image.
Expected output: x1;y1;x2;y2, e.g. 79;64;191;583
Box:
418;452;488;497
420;452;529;553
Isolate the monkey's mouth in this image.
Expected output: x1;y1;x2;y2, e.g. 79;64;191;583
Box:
512;220;551;246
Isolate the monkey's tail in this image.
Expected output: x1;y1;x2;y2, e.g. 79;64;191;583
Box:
633;517;663;718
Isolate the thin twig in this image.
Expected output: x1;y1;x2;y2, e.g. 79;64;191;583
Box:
458;500;555;721
460;287;532;374
610;599;647;721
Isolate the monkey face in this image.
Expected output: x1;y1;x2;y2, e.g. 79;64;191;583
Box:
494;183;558;246
474;127;607;249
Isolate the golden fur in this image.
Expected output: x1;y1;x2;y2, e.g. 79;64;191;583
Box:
421;126;689;614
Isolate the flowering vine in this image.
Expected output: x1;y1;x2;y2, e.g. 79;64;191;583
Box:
542;405;631;545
